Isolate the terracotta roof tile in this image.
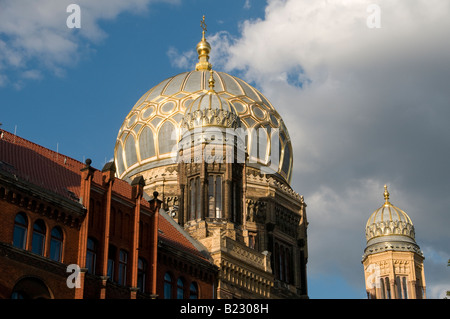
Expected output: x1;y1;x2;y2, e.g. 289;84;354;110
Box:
0;129;209;263
0;129;84;202
158;212;210;262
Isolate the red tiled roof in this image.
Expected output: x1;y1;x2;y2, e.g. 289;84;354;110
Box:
0;129;84;202
158;212;210;262
0;129;209;262
0;129;145;207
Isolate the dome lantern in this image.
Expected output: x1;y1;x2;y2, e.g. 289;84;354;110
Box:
181;70;241;131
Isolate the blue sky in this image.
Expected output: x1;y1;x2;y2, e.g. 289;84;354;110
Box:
1;0;450;299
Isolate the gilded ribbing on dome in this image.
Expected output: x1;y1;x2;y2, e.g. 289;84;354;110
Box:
195;15;212;71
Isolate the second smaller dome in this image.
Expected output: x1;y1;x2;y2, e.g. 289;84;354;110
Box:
365;185;415;242
181;71;241;130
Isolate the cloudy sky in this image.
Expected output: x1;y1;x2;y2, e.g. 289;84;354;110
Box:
1;0;449;299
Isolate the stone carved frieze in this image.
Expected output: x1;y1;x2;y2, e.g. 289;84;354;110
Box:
245;199;266;223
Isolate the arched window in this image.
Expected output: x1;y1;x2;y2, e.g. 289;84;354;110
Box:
402;277;408;299
31;220;46;256
396;276;402;299
177;278;185;299
49;227;63;262
208;175;222;218
189;282;198;299
137;257;147;293
164;273;173;299
118;249;128;286
86;237;97;274
189;177;201;220
13;213;28;249
385;277;391;299
11;277;52;299
379;277;385;299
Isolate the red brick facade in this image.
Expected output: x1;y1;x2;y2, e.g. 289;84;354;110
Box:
0;129;217;299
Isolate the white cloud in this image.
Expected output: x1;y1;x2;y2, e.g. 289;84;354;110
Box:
0;0;173;87
167;47;196;70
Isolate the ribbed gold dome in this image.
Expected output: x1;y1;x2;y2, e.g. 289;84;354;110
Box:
114;16;293;184
365;185;415;241
363;185;423;260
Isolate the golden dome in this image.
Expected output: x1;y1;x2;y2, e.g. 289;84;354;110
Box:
365;185;415;242
363;185;424;260
114;16;293;184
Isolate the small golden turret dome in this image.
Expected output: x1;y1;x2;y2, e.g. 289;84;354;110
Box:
363;185;423;260
181;70;240;130
195;15;212;71
365;185;415;241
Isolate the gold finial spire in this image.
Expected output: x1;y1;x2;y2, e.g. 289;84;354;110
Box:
195;15;212;71
383;184;390;204
200;15;207;39
208;69;215;92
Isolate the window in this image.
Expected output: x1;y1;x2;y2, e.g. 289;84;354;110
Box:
13;213;28;249
86;237;97;275
11;291;26;299
274;242;292;283
231;183;238;223
274;243;280;279
164;273;173;299
279;246;284;282
396;276;408;299
31;220;46;256
402;277;408;299
107;245;116;281
189;282;198;299
249;233;258;250
49;227;63;262
177;278;184;299
208;175;222;218
137;258;147;293
380;278;385;299
384;277;391;299
396;276;402;299
118;250;128;286
189;177;201;220
285;249;291;284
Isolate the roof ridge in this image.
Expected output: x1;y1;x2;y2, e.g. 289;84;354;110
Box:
0;129;85;170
